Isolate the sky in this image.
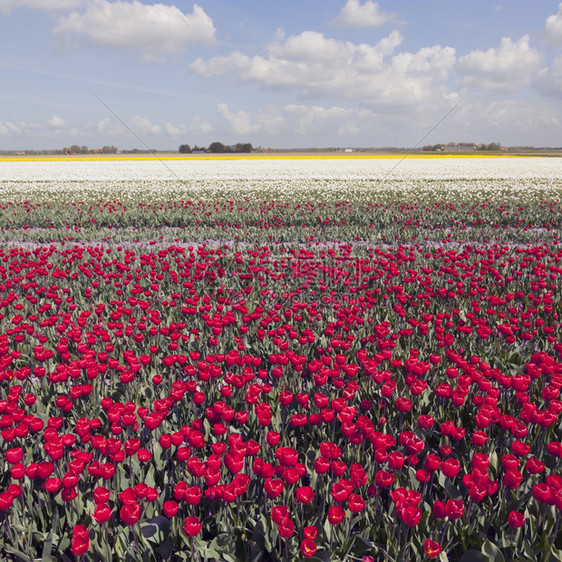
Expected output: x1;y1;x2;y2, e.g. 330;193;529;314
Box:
1;0;562;151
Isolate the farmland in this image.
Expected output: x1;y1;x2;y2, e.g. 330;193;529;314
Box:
0;155;561;561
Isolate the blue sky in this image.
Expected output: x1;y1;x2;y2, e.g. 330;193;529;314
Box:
1;0;562;150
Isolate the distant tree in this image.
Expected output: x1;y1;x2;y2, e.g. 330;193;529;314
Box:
478;142;501;151
81;146;89;154
235;143;253;153
208;141;226;153
179;144;191;154
102;146;118;154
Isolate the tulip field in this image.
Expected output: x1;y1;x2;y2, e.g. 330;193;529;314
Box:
0;155;561;561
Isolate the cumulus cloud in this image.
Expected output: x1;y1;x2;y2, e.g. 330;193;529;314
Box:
191;30;455;106
212;98;562;147
164;122;186;136
97;118;125;136
214;102;423;142
47;116;66;128
543;3;562;46
129;116;161;135
457;35;541;92
0;0;81;14
457;99;561;143
97;116;185;137
53;1;215;62
216;102;356;137
217;104;256;135
332;0;399;27
0;116;80;138
535;54;562;97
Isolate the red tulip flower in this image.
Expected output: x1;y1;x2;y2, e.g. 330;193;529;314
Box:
296;486;314;504
424;539;442;558
182;516;202;537
300;538;317;558
445;499;464;520
93;503;113;524
508;511;525;528
71;524;90;556
327;505;346;525
120;502;141;525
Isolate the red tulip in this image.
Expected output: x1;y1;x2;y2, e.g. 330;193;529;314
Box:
348;493;366;513
93;503;112;524
120;502;141;525
503;469;523;490
271;505;290;525
71;525;90;556
5;447;23;464
327;505;346;525
296;486;314;504
445;499;464;520
300;538;317;558
163;500;179;518
441;458;461;478
424;539;442;558
401;504;422;526
182;516;202;537
508;511;525;528
278;517;295;538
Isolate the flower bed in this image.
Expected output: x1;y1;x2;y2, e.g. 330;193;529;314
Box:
0;158;561;561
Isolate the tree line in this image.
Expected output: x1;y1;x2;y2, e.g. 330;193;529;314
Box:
422;142;502;151
63;145;119;155
179;142;253;154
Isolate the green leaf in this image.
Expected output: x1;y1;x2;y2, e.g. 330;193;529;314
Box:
3;545;33;562
41;531;55;560
306;551;333;562
481;539;506;562
145;463;156;488
551;545;562;562
459;550;489;562
140;515;170;544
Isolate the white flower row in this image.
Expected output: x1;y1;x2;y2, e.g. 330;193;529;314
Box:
1;156;562;181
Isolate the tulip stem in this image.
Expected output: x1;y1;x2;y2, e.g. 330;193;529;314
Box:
549;515;560;555
104;523;112;562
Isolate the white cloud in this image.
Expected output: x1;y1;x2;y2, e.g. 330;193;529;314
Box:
97;117;125;136
543;3;562;46
455;99;561;144
536;54;562;97
97;116;185;137
47;116;66;128
214;102;418;141
284;104;351;135
457;35;541;92
0;0;81;14
217;103;256;135
53;1;215;62
129;116;161;135
211;98;562;148
0;116;82;139
164;122;186;136
216;102;355;137
190;118;214;135
332;0;399;27
190;30;454;106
